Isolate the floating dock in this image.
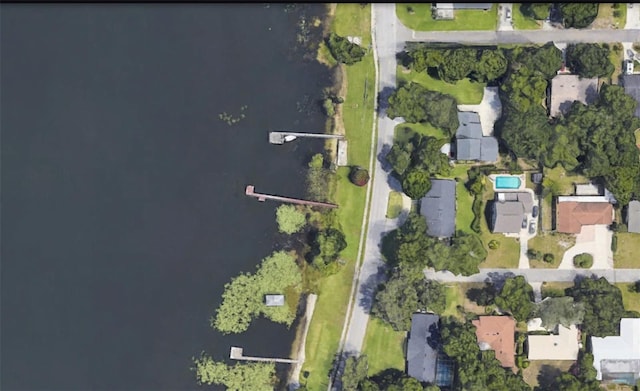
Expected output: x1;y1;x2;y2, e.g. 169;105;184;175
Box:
230;347;298;364
269;131;345;145
245;185;338;209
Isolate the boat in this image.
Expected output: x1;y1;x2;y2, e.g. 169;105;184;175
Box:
283;135;297;142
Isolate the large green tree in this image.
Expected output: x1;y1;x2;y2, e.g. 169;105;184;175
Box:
566;43;614;78
500;105;553;159
326;32;365;65
192;354;275;390
494;276;534;322
560;3;599;28
521;3;551;20
473;49;509;82
387;83;459;135
341;355;369;391
437;48;479;83
535;296;585;330
275;204;306;234
515;42;563;80
312;227;347;269
567;277;627;337
501;66;548;112
402;168;432;199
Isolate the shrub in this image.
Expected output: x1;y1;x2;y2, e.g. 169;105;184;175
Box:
488;240;500;250
612;234;618;252
470;197;483;234
349;166;370;187
527;249;542;260
543;253;555;263
276;205;307;234
325;32;365;65
522;360;530;369
322;98;335;117
573;253;593;268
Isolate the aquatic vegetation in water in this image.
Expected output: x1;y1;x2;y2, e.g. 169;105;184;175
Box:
218;105;248;126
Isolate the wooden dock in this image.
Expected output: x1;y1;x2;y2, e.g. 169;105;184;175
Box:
269;131;345;145
245;185;338;209
230;347;298;364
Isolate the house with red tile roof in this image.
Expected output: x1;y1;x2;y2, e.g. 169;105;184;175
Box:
472;316;516;368
556;201;614;234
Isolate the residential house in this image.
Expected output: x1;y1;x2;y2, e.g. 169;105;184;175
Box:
472;316;516;368
556;200;614;234
627;200;640;233
527;320;580;361
455;112;499;163
549;74;598;118
407;313;454;387
622;74;640;118
591;318;640;384
490;192;533;234
264;295;285;307
420;179;456;238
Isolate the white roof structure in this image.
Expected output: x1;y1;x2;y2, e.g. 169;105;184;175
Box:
591;318;640;382
528;324;580;360
264;294;285;307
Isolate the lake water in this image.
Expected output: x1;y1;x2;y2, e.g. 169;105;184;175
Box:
1;4;331;390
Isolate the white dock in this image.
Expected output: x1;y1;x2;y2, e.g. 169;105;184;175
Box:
229;346;298;364
269;131;345;145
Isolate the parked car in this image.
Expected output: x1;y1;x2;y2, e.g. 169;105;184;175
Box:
532;206;539;218
506;9;511;19
522;218;528;229
529;221;537;234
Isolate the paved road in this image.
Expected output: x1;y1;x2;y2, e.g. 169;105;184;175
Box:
425;268;640;283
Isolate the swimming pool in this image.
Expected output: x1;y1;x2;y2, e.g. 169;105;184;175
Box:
495;176;521;189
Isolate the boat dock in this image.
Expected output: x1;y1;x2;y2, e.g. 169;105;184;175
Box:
268;131;345;145
245;185;338;209
230;347;298;364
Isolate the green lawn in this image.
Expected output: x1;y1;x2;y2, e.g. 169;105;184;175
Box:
522;360;575;388
592;3;627;29
527;233;576;269
361;317;406;376
512;4;543;30
396;4;498;31
540;282;574;299
397;66;486;105
614;233;640;268
608;43;624;85
386;191;403;219
394;122;449;142
442;283;489;321
456;181;476;235
302;5;375;389
479;188;520;268
542;166;590;195
618;283;640;313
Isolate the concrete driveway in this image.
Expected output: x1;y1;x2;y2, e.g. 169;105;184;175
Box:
558;225;613;270
498;4;514;32
626;4;640;29
457;87;502;136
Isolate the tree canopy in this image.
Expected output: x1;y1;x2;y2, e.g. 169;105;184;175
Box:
311;227;347;270
212;251;301;334
192;353;275;390
567;277;627;337
566;43;614;78
402;168;432;200
515;42;563;80
521;3;551;20
326;32;365;65
535;296;585;330
494;276;534;322
275;204;306;234
341;355;369;391
560;3;598;28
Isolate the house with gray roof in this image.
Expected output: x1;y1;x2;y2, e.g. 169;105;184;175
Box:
623;74;640;118
455;111;498;163
420;179;456;238
549;75;598;117
490;192;533;234
627;200;640;233
407;313;440;383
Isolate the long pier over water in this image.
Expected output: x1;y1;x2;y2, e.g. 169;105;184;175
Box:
245;185;338;208
269;131;344;144
230;347;298;364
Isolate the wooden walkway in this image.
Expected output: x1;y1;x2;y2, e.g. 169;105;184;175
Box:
269;131;344;145
229;347;298;364
245;185;338;208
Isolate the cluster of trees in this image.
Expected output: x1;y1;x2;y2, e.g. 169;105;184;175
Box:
386;83;459;136
467;276;535;322
192;354;275;390
212;251;301;334
276;204;307;234
386;132;451;199
520;3;551;20
339;356;440;391
559;3;599;29
404;45;509;84
325;32;365;65
535;296;585;330
541;352;602;391
566;43;614;78
440;317;532;390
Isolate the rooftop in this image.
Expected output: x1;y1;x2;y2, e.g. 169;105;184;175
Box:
420;179;456;238
473;316;516;368
527;324;580;361
491;200;524;234
264;294;285;307
627;200;640;233
549;74;599;117
455;111;498;162
435;3;493;9
407;313;440;383
556;201;613;234
591;318;640;382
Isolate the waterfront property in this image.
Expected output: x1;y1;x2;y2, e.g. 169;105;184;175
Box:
454;112;499;163
265;294;285;307
420;179;456;238
591;318;640;384
472;316;516;369
549;74;599;118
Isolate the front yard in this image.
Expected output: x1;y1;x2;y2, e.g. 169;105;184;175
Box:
512;4;543;30
614;233;640;268
617;283;640;313
396;4;498;31
397;66;486;105
592;3;627;29
441;282;489;321
527;233;576;269
361;318;406;376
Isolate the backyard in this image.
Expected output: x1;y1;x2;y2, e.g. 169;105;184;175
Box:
527;233;576;269
522;360;575;388
396;4;498;31
361;318;406;376
397;66;486;105
614;233;640;268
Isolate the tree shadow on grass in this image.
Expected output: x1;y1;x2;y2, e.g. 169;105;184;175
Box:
534;364;563;391
358;264;387;313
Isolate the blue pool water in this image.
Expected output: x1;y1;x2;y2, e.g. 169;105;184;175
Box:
495;176;521;189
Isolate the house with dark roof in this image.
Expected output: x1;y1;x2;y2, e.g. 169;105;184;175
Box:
473;316;516;369
549;74;598;117
406;313;454;387
490;192;533;234
627;200;640;233
420;179;456;238
455;112;498;162
622;74;640;118
591;318;640;384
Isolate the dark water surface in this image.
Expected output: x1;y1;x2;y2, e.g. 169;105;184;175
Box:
1;4;330;390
